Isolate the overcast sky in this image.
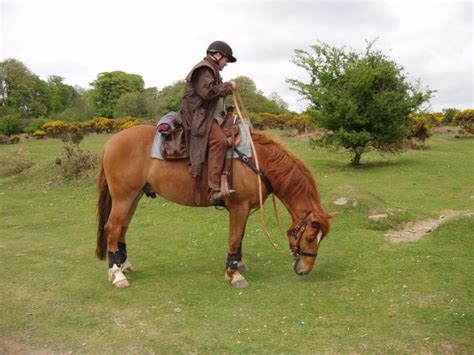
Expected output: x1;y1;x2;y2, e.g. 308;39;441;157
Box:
1;0;472;112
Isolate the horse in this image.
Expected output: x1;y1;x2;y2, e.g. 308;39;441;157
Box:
96;124;332;288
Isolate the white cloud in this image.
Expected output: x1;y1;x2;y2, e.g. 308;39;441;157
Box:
1;0;472;112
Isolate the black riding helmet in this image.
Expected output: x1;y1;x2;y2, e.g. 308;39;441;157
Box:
207;41;237;63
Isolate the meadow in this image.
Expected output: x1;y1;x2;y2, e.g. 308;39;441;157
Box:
0;130;473;353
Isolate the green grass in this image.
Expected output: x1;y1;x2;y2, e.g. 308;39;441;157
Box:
0;132;473;353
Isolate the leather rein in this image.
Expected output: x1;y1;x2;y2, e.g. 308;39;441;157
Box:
232;91;319;259
234;148;318;259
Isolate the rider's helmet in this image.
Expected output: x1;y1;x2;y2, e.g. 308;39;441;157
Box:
207;41;237;63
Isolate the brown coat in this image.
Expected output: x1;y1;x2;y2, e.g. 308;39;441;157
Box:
180;55;233;178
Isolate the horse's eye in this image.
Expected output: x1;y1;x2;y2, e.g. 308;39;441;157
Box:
306;235;316;243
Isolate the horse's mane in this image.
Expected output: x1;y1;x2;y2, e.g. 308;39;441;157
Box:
252;133;320;204
252;133;331;235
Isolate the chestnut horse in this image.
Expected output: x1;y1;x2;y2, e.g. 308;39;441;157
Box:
96;125;332;288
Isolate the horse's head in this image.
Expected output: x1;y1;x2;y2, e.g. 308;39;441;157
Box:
287;211;332;275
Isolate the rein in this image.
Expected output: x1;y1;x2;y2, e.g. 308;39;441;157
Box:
233;91;318;259
233;92;288;255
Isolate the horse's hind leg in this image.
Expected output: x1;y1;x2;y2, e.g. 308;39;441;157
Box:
106;192;142;288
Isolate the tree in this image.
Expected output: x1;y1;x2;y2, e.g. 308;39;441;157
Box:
0;58;49;118
155;80;185;116
269;91;289;111
90;71;145;118
233;76;288;115
287;41;433;165
442;108;460;124
46;75;78;114
114;89;160;119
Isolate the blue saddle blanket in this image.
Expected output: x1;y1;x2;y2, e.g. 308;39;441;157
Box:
151;118;253;160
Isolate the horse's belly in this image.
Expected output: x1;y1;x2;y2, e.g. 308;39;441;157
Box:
146;160;211;207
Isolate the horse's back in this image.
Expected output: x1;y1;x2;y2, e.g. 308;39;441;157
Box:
102;125;157;194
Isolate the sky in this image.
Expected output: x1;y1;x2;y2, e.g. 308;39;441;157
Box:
1;0;472;113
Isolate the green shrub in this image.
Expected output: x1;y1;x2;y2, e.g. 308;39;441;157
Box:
0;114;23;136
24;118;49;134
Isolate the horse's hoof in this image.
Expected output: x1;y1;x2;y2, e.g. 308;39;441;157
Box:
237;261;249;273
231;278;249;288
121;259;135;273
225;270;249;288
109;265;129;288
114;279;130;288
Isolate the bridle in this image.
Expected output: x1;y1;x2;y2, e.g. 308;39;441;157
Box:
286;211;321;259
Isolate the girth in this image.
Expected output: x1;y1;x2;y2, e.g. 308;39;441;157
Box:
233;148;273;193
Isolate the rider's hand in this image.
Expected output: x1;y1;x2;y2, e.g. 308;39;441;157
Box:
229;80;237;92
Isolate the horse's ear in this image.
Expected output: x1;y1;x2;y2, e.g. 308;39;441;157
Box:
327;212;337;219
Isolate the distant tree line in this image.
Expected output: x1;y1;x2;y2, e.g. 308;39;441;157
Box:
0;58;289;135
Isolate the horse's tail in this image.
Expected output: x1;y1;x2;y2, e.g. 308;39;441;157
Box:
96;164;111;260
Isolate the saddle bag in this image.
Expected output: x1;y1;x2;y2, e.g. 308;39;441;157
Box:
157;112;189;160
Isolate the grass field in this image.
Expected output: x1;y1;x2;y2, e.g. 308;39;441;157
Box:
0;131;473;353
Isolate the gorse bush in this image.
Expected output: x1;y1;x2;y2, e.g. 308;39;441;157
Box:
250;112;311;132
39;116;143;141
406;113;433;142
454;109;474;134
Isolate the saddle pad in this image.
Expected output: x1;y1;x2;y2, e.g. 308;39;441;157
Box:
151;119;253;160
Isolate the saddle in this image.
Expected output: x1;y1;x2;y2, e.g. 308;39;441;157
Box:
221;109;241;148
157;110;241;161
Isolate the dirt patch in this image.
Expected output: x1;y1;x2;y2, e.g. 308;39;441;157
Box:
0;338;54;354
385;210;473;243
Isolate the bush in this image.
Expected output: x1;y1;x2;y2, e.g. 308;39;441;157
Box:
0;114;24;136
250;112;311;132
115;116;142;131
33;130;46;139
9;136;20;144
83;117;116;134
407;113;432;142
55;142;99;179
24;118;49;134
0;134;10;145
43;120;68;138
454;109;474;134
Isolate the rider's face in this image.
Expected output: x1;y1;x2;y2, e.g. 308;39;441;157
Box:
218;56;229;71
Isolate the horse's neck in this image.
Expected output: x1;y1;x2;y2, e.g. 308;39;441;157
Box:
277;193;314;223
253;137;319;222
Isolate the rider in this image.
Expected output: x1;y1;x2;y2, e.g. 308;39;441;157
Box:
180;40;237;205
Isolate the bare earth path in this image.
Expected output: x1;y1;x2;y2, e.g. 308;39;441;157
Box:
386;210;473;243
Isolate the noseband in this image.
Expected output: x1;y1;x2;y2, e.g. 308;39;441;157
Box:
287;211;319;259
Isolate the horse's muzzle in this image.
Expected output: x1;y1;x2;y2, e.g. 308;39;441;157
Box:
293;257;312;276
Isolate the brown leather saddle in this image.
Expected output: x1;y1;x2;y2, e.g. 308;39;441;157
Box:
159;110;241;161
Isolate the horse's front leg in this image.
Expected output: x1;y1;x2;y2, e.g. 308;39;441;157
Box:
225;204;250;288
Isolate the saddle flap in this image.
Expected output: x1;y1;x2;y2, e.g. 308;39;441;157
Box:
221;113;241;147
